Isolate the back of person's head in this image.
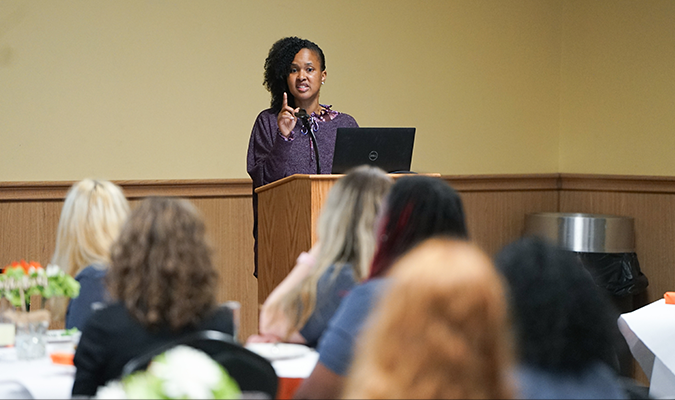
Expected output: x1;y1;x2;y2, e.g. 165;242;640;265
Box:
273;166;392;336
51;179;130;277
369;175;468;278
108;197;216;331
344;238;514;399
317;165;393;280
494;236;618;372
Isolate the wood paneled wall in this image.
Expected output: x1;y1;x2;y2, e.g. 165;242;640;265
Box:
445;174;560;255
559;174;675;306
2;174;674;343
0;180;258;340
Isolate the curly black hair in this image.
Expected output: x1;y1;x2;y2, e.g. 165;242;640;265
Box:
494;237;619;372
263;36;325;113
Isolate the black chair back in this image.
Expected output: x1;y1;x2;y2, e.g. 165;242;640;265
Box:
122;330;278;398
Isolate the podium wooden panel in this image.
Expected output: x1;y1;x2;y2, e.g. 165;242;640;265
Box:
256;174;342;306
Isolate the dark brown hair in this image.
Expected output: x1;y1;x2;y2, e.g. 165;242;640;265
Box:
108;197;217;330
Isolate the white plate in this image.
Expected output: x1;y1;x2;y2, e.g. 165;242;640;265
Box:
46;330;80;344
246;343;311;361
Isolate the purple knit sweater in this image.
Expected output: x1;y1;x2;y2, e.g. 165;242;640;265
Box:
247;107;359;190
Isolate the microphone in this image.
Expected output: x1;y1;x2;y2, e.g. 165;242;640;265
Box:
295;108;309;125
295;109;321;174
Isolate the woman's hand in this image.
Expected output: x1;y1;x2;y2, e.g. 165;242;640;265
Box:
277;92;300;138
246;333;281;344
247;331;306;344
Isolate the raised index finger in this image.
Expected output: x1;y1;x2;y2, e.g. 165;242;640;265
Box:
282;92;288;109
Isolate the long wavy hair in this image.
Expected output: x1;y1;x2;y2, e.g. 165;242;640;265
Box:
369;175;468;279
263;36;325;112
107;197;217;331
344;238;515;399
494;236;619;372
268;166;392;338
51;179;130;277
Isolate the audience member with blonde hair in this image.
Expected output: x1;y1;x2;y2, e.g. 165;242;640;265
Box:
72;197;234;397
295;175;469;399
252;165;392;346
50;179;129;330
343;238;515;399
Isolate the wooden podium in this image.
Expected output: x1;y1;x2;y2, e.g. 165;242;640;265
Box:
255;174;343;306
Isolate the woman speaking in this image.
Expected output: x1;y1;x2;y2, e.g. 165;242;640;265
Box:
247;36;358;276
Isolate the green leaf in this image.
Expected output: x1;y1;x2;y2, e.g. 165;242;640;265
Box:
213;367;242;399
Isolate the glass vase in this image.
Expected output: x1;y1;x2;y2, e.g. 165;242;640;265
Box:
13;309;50;360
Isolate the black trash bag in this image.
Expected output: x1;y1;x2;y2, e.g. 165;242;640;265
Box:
573;252;648;297
572;252;649;380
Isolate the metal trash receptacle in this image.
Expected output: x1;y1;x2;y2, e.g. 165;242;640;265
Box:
523;212;648;312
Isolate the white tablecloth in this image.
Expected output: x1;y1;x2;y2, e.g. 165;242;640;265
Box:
619;298;675;399
0;342;318;399
270;350;319;379
0;345;75;399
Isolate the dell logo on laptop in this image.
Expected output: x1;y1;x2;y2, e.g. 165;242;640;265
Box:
368;151;379;161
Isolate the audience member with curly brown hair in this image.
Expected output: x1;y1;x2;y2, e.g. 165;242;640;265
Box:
343;238;515;399
71;197;234;397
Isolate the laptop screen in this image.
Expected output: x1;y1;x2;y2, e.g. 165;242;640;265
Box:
331;127;415;174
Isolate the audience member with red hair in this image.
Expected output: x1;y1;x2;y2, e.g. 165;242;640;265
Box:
343;238;515;399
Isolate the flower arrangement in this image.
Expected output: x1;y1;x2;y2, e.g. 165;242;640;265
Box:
96;345;242;399
0;260;80;311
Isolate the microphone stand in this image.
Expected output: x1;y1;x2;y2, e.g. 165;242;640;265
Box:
296;109;321;174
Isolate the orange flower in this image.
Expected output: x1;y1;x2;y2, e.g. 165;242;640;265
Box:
29;260;43;271
3;260;43;274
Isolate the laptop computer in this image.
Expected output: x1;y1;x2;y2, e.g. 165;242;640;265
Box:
331;127;416;174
